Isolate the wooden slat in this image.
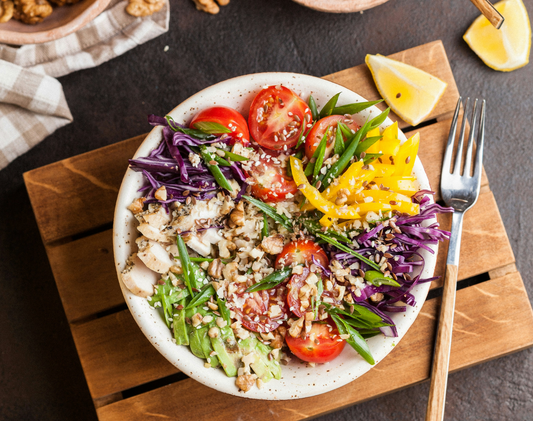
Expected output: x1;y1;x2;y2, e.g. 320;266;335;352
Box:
95;272;533;420
47;230;124;322
71;310;178;398
23;134;146;245
323;40;460;128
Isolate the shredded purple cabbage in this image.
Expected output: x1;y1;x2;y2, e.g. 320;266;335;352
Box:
129;115;247;208
333;193;453;337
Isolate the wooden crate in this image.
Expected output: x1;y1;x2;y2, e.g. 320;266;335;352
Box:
24;40;533;420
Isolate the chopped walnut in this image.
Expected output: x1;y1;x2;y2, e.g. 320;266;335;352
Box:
191;0;228;14
288;316;305;338
13;0;52;24
228;201;245;228
154;186;167;201
261;234;284;255
218;239;236;259
235;373;257;392
222;261;238;282
335;188;350;206
126;0;164;17
370;292;384;302
0;0;14;22
208;258;224;279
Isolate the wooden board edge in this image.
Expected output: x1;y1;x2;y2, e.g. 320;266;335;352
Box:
93;271;533;420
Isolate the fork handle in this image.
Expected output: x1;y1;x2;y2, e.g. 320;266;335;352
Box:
469;0;505;29
426;263;459;421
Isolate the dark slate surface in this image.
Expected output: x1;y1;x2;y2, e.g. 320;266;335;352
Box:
1;0;532;419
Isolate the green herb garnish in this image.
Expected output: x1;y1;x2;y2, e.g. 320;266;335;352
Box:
245;267;293;292
364;270;400;287
319;92;341;119
186;283;216;309
243;196;293;232
320;108;390;191
315;233;381;271
331;99;384;116
192;121;232;135
200;146;233;192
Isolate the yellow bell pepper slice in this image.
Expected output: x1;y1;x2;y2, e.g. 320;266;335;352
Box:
319;214;335;228
393;132;420;176
322;161;364;201
381;121;398;141
354;190;412;203
372;163;396;177
290;157;361;219
390;201;419;215
373;176;419;197
354;202;392;214
365;127;382;154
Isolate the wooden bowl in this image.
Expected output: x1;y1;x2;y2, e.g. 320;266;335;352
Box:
293;0;390;13
0;0;111;45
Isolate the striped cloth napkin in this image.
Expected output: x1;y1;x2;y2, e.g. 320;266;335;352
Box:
0;0;169;170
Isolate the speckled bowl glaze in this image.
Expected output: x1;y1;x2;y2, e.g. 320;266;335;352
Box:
113;72;437;400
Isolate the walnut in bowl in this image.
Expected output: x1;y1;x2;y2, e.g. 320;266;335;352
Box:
0;0;111;44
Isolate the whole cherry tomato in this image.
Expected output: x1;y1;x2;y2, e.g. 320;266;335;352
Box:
190;106;250;146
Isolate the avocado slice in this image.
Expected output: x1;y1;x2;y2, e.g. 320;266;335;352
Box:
210;324;242;377
239;336;280;383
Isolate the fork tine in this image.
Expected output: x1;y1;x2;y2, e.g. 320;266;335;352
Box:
452;97;470;175
442;97;462;175
463;99;478;177
473;100;486;182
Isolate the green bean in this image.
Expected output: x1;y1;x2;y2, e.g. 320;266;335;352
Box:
200;146;233;192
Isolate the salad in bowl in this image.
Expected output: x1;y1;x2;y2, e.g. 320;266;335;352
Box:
113;73;452;400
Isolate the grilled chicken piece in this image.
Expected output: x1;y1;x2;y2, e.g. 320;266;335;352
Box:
121;255;157;297
137;240;174;273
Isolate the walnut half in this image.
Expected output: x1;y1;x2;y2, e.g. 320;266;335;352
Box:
126;0;164;17
0;1;14;23
13;0;52;24
191;0;229;15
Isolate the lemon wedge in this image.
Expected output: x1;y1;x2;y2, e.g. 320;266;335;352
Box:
365;54;447;126
464;0;531;71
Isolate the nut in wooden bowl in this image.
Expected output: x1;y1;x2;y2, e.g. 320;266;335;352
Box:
292;0;390;13
0;0;111;45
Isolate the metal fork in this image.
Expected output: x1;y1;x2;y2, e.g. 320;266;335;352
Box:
426;97;486;421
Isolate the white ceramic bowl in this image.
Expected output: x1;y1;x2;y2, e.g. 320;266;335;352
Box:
113;72;437;400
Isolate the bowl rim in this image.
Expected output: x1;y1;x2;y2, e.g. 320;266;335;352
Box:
292;0;390;13
113;71;437;400
0;0;111;45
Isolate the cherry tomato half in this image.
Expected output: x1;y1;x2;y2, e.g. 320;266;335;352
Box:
305;115;360;159
248;153;297;203
285;322;346;363
248;85;312;151
227;285;288;333
275;240;329;269
190;106;250;146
